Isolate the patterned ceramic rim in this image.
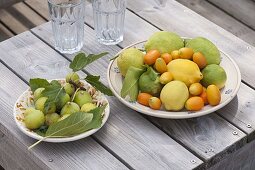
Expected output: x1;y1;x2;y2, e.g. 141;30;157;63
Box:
107;40;241;119
13;79;110;142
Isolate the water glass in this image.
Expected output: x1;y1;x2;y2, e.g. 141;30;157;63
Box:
92;0;126;45
48;0;85;54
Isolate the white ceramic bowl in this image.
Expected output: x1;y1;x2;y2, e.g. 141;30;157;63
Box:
14;79;110;142
107;40;241;119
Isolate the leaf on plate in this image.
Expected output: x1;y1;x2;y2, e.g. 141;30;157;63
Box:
35;125;48;137
121;66;145;101
82;105;106;131
110;54;118;61
41;80;66;113
84;75;113;96
70;52;108;72
29;78;50;92
45;112;93;137
28;106;106;150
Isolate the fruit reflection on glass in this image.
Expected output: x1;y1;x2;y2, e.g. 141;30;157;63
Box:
117;31;227;111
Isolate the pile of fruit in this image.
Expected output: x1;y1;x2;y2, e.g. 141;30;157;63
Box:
24;73;100;130
117;31;227;111
17;52;111;139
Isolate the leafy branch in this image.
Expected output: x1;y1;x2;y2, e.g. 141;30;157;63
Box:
69;52;108;72
69;52;113;96
85;75;113;96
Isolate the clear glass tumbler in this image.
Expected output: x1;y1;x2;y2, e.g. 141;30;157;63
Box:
92;0;126;45
48;0;85;54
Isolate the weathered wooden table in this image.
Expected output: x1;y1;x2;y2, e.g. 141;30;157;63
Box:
1;0;255;169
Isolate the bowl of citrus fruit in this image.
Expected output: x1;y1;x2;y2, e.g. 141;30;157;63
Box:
107;31;241;119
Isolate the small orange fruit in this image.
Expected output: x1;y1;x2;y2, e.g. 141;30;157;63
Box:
149;97;161;110
207;85;221;106
144;50;161;65
171;50;180;60
185;96;204;111
199;87;208;104
192;52;207;69
179;47;194;60
155;58;167;74
161;53;172;64
189;83;203;96
137;93;153;107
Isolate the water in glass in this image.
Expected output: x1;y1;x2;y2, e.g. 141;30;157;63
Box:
93;0;126;45
48;0;85;54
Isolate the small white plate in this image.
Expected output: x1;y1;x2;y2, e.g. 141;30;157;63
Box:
13;79;110;142
107;40;241;119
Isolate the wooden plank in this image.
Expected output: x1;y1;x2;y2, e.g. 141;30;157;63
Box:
0;41;128;170
32;22;247;168
0;2;46;34
147;115;246;168
217;83;255;142
0;131;43;170
209;136;255;170
24;0;49;20
176;0;255;46
208;0;255;30
0;23;14;42
0;31;203;169
0;0;24;9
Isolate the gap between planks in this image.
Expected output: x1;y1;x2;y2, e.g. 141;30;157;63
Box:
176;0;255;46
0;2;46;36
207;0;255;32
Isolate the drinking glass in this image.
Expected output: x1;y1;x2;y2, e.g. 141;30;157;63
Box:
48;0;85;54
92;0;126;45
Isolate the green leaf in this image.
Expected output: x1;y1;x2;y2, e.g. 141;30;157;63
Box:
45;112;93;137
42;80;65;112
121;66;145;101
86;52;109;64
110;55;118;61
29;78;49;92
35;125;48;137
69;53;86;72
83;105;106;131
85;75;113;96
70;52;108;72
147;66;159;81
28;106;106;150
